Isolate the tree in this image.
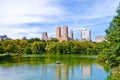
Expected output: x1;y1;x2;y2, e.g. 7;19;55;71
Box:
106;5;120;43
24;47;32;54
100;5;120;67
0;46;4;54
49;38;59;42
31;42;46;54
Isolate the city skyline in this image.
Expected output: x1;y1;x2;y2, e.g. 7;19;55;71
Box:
0;27;105;42
0;0;119;41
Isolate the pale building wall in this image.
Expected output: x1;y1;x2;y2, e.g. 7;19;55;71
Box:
95;36;105;42
70;29;73;40
56;27;61;39
81;29;91;41
42;32;49;41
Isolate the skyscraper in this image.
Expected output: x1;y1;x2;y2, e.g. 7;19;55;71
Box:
56;26;73;41
70;29;73;40
62;26;68;38
42;32;48;41
62;26;68;41
81;29;91;41
56;27;61;39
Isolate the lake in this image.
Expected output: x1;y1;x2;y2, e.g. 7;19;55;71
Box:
0;55;111;80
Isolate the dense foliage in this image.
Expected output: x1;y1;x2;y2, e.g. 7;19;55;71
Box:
98;5;120;67
0;39;98;55
45;41;97;54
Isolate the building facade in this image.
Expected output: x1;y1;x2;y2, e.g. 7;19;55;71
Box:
0;35;9;41
56;27;61;39
56;26;73;41
42;32;49;41
95;36;105;42
70;29;73;40
81;29;91;41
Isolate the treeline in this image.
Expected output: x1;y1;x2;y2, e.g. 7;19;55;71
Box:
98;5;120;68
0;38;98;55
97;5;120;78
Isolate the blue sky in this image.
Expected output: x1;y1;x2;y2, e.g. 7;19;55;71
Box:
0;0;119;41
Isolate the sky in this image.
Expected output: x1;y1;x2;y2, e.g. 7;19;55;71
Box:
0;0;120;41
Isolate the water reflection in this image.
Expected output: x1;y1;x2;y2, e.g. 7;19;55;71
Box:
55;64;93;80
0;56;110;80
56;64;61;80
81;64;92;79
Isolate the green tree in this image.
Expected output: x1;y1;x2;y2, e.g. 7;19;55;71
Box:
3;40;18;53
0;46;4;54
106;6;120;43
24;47;32;54
100;5;120;67
49;38;59;42
31;42;46;54
45;42;57;54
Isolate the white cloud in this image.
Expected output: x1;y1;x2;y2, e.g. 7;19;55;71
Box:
0;0;120;39
0;24;43;39
0;0;65;24
0;0;65;39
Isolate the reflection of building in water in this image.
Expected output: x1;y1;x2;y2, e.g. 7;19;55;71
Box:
41;64;47;74
56;65;61;80
56;64;69;80
69;66;74;77
96;64;104;70
81;65;92;79
61;65;68;80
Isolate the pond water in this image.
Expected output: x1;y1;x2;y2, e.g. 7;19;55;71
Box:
0;56;111;80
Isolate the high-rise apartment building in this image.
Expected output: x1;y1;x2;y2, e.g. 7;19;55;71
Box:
81;29;91;41
56;26;73;41
42;32;49;41
62;26;68;38
70;29;73;40
56;27;61;39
